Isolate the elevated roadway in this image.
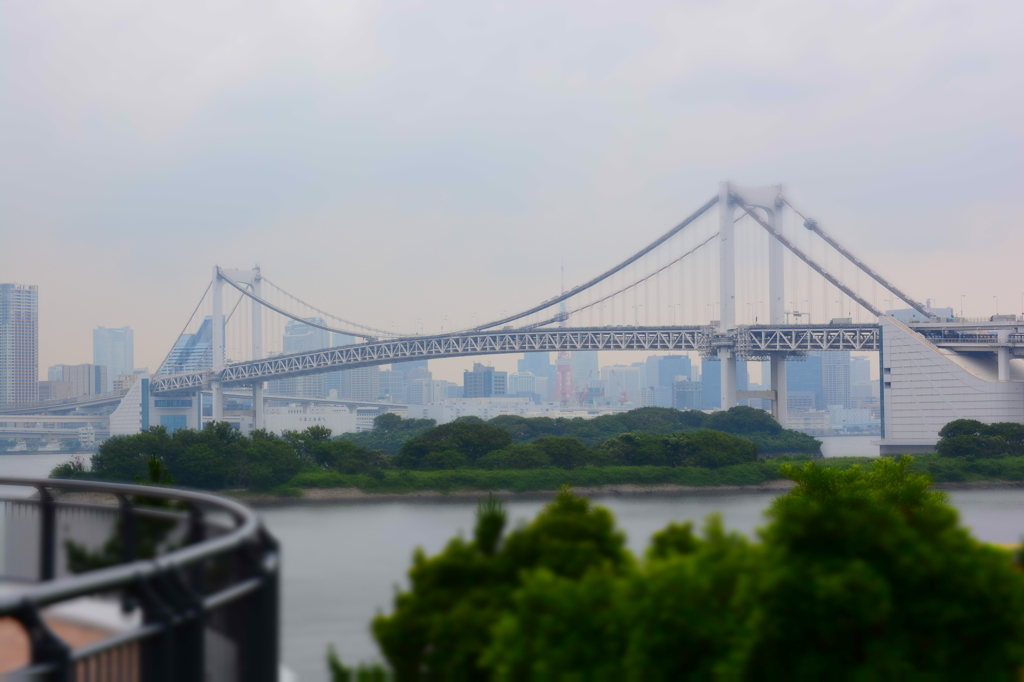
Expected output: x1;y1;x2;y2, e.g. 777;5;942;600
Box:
151;324;882;395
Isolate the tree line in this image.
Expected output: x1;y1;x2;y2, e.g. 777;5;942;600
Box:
54;407;821;491
340;406;821;455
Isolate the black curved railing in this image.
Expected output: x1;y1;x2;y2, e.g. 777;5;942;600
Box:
0;477;278;681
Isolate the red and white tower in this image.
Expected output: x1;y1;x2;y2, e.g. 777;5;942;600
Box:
552;302;573;404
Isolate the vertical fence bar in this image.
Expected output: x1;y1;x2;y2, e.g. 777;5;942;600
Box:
17;601;72;682
37;486;56;581
239;529;280;682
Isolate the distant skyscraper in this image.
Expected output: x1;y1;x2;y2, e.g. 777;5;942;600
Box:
519;353;556;388
658;356;692;389
161;316;216;375
269;318;331;398
379;370;407;402
850;356;871;384
570;351;599;396
823;350;852;409
508;372;537;397
348;366;380;401
701;359;721;410
48;364;107;398
673;379;703;410
391;359;428;379
93;326;134;392
464;363;507;398
324;332;356;399
700;359;748;410
0;283;39;406
787;354;824;410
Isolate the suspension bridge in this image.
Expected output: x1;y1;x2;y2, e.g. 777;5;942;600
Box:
123;182;1022;453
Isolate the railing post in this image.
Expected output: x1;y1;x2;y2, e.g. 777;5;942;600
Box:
239;528;280;682
187;503;207;596
157;570;206;681
16;601;72;682
36;486;56;582
136;576;176;682
116;493;137;565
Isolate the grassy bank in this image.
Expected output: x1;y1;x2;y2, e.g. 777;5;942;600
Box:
287;456;878;495
908;453;1024;483
285;455;1024;496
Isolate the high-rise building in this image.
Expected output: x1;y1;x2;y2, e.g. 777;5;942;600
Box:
268;318;331;398
570;351;599;395
673;379;703;410
508;372;536;397
348;366;380;401
519;353;556;388
47;364;107;398
850;356;871;384
93;326;134;392
391;359;428;380
701;359;721;410
658;355;692;389
823;350;852;409
379;370;407;402
464;363;507;398
787;354;824;410
161;316;216;375
38;381;74;401
407;371;435;404
0;283;39;406
700;359;749;410
324;332;356;399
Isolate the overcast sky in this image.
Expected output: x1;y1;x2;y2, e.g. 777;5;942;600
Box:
2;0;1022;381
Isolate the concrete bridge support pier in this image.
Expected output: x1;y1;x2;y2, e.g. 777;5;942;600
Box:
211;381;224;422
720;349;738;409
998;331;1011;381
253;383;264;430
770;356;788;427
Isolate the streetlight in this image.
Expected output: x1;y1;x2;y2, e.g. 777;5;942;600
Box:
994;296;999;315
960;295;965;320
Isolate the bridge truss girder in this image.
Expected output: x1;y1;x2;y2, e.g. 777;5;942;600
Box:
149;325;881;395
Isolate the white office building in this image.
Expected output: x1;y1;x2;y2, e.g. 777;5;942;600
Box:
879;317;1024;454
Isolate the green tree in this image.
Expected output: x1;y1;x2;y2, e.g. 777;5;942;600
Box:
938;418;986;438
173;443;229;489
395;422;513;469
475;444;551;470
740;456;1024;678
90;427;172;482
531;436;591;469
372;457;1024;679
372;488;628;679
702;405;782;435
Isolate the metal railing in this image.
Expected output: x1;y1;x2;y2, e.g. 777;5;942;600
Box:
0;477;278;681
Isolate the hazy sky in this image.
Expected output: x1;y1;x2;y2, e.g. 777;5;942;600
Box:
2;0;1022;382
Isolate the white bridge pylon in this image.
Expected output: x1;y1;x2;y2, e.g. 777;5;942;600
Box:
163;183;931;429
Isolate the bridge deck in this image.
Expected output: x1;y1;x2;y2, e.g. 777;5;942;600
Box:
151;325;882;394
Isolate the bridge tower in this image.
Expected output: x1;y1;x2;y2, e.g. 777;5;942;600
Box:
718;184;789;426
718;182;738;410
210;266;264;428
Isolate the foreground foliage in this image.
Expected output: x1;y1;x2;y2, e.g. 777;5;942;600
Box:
358;457;1024;680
